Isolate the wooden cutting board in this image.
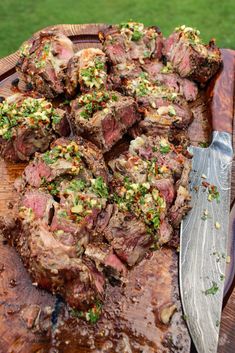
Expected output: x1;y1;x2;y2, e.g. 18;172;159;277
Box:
0;24;234;353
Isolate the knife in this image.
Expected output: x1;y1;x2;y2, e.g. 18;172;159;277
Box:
180;49;234;353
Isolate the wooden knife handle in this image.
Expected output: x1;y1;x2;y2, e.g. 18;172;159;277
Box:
209;49;235;133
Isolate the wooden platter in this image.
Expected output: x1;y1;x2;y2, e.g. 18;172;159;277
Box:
0;24;234;353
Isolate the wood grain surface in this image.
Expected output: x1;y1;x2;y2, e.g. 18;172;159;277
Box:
0;24;234;353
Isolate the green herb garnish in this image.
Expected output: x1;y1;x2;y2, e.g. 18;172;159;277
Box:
132;30;143;41
199;141;209;148
160;145;171;154
91;177;109;198
204;281;219;295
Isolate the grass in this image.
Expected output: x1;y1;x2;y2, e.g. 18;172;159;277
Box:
0;0;234;58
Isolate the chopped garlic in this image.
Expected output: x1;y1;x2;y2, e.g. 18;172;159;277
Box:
215;222;221;230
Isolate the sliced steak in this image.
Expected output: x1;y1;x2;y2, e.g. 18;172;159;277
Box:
13;220;105;310
107;61;143;91
101;22;163;65
65;48;107;96
104;206;152;267
0;94;70;162
22;136;108;187
16;31;74;98
14;138;110;309
163;25;222;83
71;91;140;152
20;190;55;223
138;96;193;135
124;74;193;137
107;135;191;254
142;60;198;102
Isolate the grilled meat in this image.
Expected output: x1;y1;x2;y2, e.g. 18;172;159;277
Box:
66;48;107;96
142;60;198;102
107;135;191;254
163;25;222;83
16;31;74;98
71;90;141;152
13;137;111;309
0;94;70;162
125;74;193;137
101;22;163;65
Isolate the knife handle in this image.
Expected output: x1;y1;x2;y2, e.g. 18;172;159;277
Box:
209;49;235;134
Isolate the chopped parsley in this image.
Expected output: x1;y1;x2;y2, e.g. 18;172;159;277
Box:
58;210;68;218
199;141;209;148
119;21;144;42
91;177;109;198
132;30;143;41
66;179;86;192
42;150;54;164
52;114;62;125
204;281;219;295
160;145;171;154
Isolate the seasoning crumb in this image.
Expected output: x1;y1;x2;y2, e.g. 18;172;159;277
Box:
226;256;231;264
215;222;221;229
201;174;207;179
216;320;220;327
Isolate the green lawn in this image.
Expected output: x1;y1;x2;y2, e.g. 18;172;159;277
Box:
0;0;234;58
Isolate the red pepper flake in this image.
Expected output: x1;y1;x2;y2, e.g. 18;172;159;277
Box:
202;181;210;188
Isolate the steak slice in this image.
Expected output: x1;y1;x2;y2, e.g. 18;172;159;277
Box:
107;61;143;91
138;95;193;135
142;60;198;102
101;22;163;65
107;135;191;253
71;90;141;152
125;74;193;138
14;138;110;309
104;206;153;267
65;48;107;96
0;94;70;162
13;219;105;310
163;25;222;83
21;136;108;188
16;31;74;98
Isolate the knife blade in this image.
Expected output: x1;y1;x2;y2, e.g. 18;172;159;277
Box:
180;49;234;353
